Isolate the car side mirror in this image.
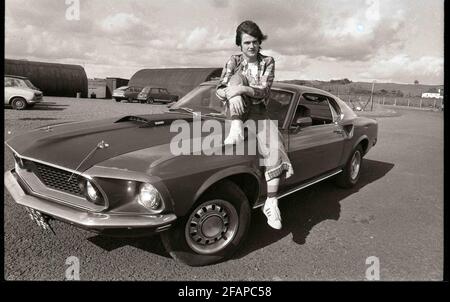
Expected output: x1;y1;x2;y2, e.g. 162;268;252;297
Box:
292;116;312;128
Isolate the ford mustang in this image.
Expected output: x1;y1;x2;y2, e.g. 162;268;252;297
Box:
4;81;378;266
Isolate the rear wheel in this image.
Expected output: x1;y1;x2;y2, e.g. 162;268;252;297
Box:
146;98;154;104
161;180;251;266
127;97;133;103
114;98;121;102
11;98;27;110
335;145;363;188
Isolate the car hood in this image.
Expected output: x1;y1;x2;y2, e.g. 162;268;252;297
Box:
6;113;217;172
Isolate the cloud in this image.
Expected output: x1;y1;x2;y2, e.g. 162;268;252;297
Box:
175;27;234;53
359;54;443;83
4;0;444;84
230;0;406;61
100;13;142;33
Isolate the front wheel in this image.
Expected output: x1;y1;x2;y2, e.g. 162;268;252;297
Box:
114;98;121;102
11;98;28;110
146;98;154;104
335;145;363;188
160;180;251;266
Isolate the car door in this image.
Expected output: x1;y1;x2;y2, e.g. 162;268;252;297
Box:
159;88;170;102
149;88;158;100
284;93;345;186
5;77;13;103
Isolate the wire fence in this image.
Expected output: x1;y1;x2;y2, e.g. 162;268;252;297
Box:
337;94;444;111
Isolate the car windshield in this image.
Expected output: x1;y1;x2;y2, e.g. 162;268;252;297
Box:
171;84;295;123
171;85;225;115
24;79;38;90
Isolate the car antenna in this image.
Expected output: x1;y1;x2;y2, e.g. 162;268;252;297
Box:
68;140;109;182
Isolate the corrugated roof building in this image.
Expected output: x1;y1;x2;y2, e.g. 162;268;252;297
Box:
5;59;88;98
129;68;222;98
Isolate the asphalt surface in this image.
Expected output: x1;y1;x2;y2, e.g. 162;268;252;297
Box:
3;97;443;280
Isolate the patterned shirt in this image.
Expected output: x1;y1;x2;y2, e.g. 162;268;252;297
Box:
216;53;275;105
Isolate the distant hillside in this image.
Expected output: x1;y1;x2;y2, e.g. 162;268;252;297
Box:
281;79;444;98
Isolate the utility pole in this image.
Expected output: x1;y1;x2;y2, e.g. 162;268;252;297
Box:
370;81;375;111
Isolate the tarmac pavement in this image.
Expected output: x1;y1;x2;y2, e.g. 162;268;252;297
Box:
3;98;443;280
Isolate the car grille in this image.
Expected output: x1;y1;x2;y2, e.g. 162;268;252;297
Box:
31;161;85;197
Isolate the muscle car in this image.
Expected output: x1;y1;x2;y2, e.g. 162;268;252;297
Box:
4;81;378;266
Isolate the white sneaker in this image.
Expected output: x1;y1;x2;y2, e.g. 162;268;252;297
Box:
262;197;282;230
224;120;244;145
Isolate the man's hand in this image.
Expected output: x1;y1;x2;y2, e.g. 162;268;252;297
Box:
229;97;245;116
224;85;244;99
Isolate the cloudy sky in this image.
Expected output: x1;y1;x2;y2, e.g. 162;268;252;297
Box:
5;0;444;84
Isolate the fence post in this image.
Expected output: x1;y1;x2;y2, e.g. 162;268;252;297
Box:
420;98;423;108
383;97;385;105
407;99;410;107
394;98;397;106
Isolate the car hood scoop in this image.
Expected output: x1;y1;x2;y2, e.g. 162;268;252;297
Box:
115;115;186;127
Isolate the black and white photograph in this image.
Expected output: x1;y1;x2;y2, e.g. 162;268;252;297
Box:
3;0;444;284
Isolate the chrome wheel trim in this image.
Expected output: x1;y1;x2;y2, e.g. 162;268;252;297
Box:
185;199;239;255
14;99;26;109
350;150;361;180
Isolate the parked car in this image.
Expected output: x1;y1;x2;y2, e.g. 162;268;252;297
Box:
4;75;43;110
123;86;144;103
4;81;378;266
137;87;179;104
112;86;129;102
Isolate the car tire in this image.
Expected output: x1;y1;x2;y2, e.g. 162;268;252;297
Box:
114;98;121;102
146;98;154;104
160;180;251;266
11;98;28;110
335;145;363;188
127;97;133;103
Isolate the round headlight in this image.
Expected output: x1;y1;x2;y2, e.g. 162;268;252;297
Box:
86;180;100;202
138;183;162;211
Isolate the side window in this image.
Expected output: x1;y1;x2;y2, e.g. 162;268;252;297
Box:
266;90;294;127
327;97;341;122
299;93;333;126
5;78;13;87
150;88;157;94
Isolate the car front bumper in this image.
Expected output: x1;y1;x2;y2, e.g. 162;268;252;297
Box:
4;169;177;234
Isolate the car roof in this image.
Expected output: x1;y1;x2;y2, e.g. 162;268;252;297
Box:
201;80;339;98
5;75;29;80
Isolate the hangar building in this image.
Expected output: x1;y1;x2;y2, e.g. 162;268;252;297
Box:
5;59;88;98
129;68;222;98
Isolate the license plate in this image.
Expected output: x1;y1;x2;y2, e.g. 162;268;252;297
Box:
25;207;53;233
